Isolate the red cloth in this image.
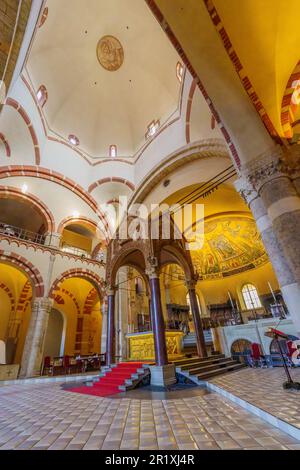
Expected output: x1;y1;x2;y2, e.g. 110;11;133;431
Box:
69;362;144;397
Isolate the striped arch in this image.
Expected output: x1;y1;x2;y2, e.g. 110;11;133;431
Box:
57;216;99;235
185;79;197;144
16;281;32;315
0;282;15;312
0;251;45;297
5;98;40;165
0;185;55;233
0;133;11;157
49;268;105;300
83;288;98;315
88;177;135;194
281;60;300;138
53;289;80;315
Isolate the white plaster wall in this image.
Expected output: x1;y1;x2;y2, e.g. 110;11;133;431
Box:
0;176;101;230
217;319;298;357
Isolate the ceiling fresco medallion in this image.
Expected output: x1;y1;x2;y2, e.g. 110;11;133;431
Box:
97;35;124;72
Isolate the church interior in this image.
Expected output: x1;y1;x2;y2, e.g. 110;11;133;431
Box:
0;0;300;452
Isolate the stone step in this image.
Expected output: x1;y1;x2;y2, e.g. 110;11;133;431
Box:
187;359;238;375
196;363;245;380
175;356;226;370
172;354;224;367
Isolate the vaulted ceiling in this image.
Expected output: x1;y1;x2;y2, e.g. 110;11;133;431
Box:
26;0;182;159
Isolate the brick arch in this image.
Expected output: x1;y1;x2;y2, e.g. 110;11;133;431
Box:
185;79;197;144
49;269;105;300
5;98;40;165
57;216;99;235
83;288;98;315
54;288;80;316
0;250;45;297
88;177;135;194
0;185;55;233
281;60;300;139
0;133;11;157
0;282;15;312
0;165;109;235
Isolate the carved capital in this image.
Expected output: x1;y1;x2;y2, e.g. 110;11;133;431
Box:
234;177;258;207
33;297;53;311
106;286;117;296
279;145;300;180
145;255;159;278
241;145;288;193
185;279;197;290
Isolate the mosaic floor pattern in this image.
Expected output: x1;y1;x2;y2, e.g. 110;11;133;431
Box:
0;379;300;450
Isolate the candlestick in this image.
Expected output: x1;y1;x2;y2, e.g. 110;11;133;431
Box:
228;291;235;310
268;281;277;303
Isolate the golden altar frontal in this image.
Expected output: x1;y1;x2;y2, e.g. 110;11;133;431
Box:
126;330;184;361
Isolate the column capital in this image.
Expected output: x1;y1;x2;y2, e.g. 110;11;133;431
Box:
145;256;159;278
241;145;288;193
185;279;197;290
33;297;53;310
234;176;258;207
106;286;117;296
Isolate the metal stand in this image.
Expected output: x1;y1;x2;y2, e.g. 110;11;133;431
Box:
275;334;300;390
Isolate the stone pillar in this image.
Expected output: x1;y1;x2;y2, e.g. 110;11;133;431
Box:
238;146;300;333
149;274;168;366
243;146;300;284
117;267;129;359
147;269;176;387
106;289;115;366
100;301;107;355
19;298;53;378
186;281;207;357
147;295;153;330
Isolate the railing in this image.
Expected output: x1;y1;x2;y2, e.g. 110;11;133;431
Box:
61;244;91;259
0;221;105;263
0;222;46;245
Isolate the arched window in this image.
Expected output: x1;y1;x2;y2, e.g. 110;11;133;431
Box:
109;145;117;157
242;284;261;309
68;134;80;146
186;292;201;316
36;85;48;107
145;120;160;139
176;62;184;83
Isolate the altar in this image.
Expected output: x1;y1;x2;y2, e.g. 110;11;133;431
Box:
126;330;184;361
0;364;19;381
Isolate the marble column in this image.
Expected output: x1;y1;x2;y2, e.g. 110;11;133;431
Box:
242;146;300;286
100;301;107;355
106;289;115;366
149;274;168;366
235;176;300;333
187;281;207;358
19;298;53;378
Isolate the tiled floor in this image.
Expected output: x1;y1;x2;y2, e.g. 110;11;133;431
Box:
208;367;300;433
0;380;300;450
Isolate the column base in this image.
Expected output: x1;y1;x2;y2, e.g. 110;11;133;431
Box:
150;364;176;387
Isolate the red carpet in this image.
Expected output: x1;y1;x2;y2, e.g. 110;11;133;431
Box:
69;362;144;397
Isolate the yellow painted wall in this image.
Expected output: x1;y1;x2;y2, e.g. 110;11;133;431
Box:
0;263;32;364
162;261;278;317
62;229;92;252
52;277;102;357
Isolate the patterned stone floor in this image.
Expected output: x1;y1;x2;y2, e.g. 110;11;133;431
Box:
0;380;300;450
208;367;300;433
